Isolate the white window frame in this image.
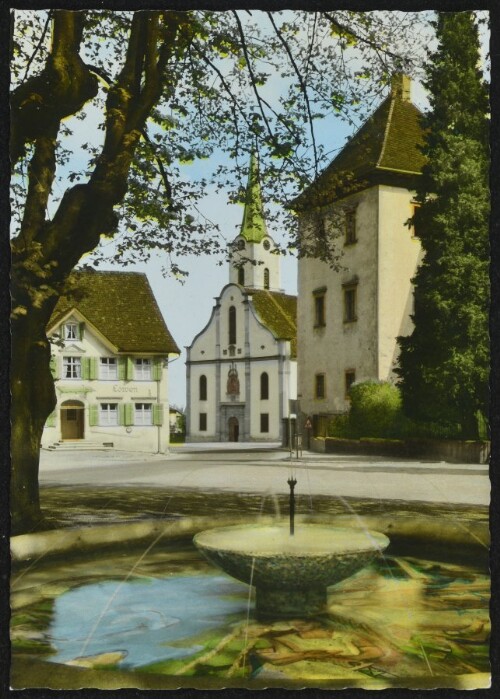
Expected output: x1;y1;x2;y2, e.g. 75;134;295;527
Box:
135;402;152;425
65;322;78;340
135;358;152;380
63;356;81;379
99;403;118;426
100;357;118;380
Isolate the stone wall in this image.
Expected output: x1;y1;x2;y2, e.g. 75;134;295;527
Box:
317;437;490;464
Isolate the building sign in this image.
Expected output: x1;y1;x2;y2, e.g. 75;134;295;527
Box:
113;385;139;393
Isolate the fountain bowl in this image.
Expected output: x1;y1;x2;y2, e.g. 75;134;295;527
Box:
194;523;390;617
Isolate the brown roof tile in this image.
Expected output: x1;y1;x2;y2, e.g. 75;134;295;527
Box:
249;289;297;358
293;91;426;209
48;270;180;354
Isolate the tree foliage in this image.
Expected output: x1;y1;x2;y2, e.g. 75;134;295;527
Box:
396;11;489;439
10;9;425;533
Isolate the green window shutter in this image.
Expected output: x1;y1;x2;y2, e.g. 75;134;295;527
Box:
49;355;58;379
79;322;85;341
126;356;134;380
153;404;163;426
118;357;126;380
89;404;98;426
81;357;90;380
153;358;163;381
125;403;134;426
118;403;125;426
45;411;56;428
89;357;98;380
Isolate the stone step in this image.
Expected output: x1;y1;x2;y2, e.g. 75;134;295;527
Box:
47;442;113;451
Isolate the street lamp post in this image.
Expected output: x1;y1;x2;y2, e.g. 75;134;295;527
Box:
287;476;297;536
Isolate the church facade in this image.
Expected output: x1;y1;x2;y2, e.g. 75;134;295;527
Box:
186;156;297;442
294;75;426;436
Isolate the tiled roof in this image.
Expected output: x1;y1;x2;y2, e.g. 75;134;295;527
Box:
249;289;297;357
48;270;180;354
293;87;426;209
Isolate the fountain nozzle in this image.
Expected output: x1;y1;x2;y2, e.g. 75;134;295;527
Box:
287;477;297;536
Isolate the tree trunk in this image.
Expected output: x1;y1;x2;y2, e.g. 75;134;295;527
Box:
10;10;188;533
11;307;56;534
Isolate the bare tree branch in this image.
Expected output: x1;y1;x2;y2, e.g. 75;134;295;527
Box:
267;12;319;172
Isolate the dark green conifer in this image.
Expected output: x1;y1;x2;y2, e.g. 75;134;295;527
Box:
396;11;489;438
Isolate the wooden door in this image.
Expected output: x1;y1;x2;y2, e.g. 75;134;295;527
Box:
228;417;239;442
61;407;84;439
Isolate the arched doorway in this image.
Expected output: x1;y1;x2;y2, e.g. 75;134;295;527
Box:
60;400;85;440
228;417;239;442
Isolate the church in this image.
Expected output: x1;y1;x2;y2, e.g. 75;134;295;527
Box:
185;155;297;442
293;74;425;437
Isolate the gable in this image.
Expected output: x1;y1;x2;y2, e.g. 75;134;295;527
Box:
48;271;180;354
293;93;426;210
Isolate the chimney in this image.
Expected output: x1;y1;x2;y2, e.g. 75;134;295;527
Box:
391;73;411;102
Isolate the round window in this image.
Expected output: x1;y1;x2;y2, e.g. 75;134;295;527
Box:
237;239;245;250
263;239;271;250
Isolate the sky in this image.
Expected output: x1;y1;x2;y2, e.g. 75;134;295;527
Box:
106;79;427;410
11;10;490;410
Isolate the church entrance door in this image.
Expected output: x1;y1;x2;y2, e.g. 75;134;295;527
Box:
228;417;239;442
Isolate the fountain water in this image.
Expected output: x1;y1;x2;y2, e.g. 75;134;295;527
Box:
194;478;390;617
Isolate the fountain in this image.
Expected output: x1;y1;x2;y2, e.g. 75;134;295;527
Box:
194;478;390;617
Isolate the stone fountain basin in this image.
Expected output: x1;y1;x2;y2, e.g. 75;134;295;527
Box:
193;523;390;591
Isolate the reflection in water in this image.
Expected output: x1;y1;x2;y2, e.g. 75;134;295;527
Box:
12;551;490;682
49;576;247;668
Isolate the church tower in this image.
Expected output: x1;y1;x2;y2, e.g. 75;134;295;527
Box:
229;153;282;291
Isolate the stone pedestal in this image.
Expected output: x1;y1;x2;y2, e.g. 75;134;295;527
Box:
256;586;326;618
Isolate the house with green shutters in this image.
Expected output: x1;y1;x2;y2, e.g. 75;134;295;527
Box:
43;270;180;452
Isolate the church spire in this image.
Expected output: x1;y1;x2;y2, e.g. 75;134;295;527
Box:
239;151;268;243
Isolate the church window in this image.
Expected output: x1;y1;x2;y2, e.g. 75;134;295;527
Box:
260;372;269;400
238;267;245;285
345;210;357;245
260;413;269;433
263;239;271;250
315;373;326;399
199;374;207;401
237;239;245;250
229;306;236;345
199;413;207;431
345;370;356;398
264;268;270;289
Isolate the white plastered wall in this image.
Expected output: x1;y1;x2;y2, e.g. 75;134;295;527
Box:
42;313;170;453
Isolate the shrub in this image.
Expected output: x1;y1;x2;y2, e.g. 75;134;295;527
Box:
348;381;402;438
327;413;351;438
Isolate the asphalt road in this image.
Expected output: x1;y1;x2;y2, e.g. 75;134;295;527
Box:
39;446;490;507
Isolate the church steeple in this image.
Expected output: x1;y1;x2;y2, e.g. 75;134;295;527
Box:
229;151;281;292
239;152;268;243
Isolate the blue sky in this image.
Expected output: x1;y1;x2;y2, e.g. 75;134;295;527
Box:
106;79;428;409
12;10;489;409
